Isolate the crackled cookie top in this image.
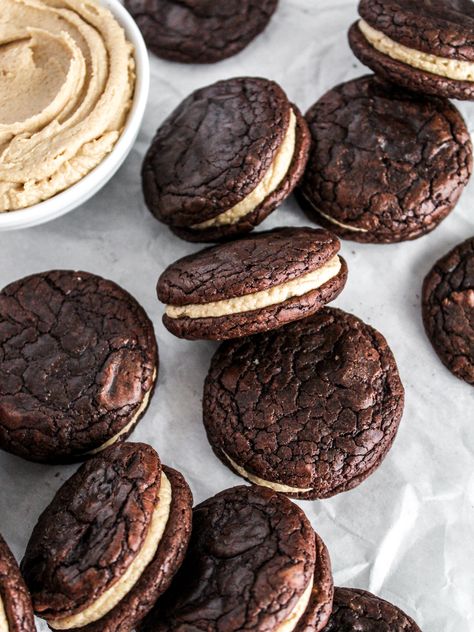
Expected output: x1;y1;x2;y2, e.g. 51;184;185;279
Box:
158;228;340;305
142;485;334;632
299;75;472;242
22;444;162;622
143;77;291;227
157;227;348;340
0;533;36;632
422;237;474;385
204;308;404;498
0;270;157;463
125;0;277;64
321;588;421;631
350;1;474;100
142;76;311;243
1;0;135;212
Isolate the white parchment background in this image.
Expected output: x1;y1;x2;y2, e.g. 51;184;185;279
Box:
0;1;473;630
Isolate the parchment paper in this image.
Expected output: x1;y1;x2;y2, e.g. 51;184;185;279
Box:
0;1;473;630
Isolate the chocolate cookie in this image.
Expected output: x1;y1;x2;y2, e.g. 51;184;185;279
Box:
124;1;277;64
157;227;348;340
349;0;474;100
140;485;334;631
422;237;474;385
0;270;158;463
21;442;193;632
203;308;404;499
298;75;472;243
321;587;421;631
0;534;36;632
142;77;310;242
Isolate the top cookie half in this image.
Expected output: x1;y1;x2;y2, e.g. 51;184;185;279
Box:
422;236;474;385
322;587;421;631
0;533;36;632
21;442;193;632
349;0;474;100
125;0;278;64
142;77;310;242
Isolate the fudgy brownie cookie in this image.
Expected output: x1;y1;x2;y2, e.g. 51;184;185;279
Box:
140;485;334;631
0;534;36;632
0;270;158;463
422;237;474;385
157;227;348;340
321;587;421;631
349;0;474;100
22;442;192;632
125;0;277;64
142;77;310;242
298;75;472;243
203;308;404;499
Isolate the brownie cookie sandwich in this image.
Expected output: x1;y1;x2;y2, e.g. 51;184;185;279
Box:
157;227;347;340
142;77;310;242
349;0;474;100
125;0;277;64
0;270;158;463
203;308;404;499
422;237;474;385
321;587;421;631
298;75;472;243
21;442;192;632
141;485;334;631
0;534;36;632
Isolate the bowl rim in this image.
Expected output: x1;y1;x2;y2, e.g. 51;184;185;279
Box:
0;0;150;231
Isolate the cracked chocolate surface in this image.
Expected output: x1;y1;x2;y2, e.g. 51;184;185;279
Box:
0;533;36;632
158;228;340;304
321;587;421;631
299;75;472;243
22;443;162;621
0;270;158;463
358;0;474;61
161;263;347;341
140;485;333;632
169;105;310;243
142;78;291;228
203;308;404;499
295;535;333;632
73;465;193;632
157;227;347;340
349;22;474;100
422;237;474;385
22;443;192;632
124;0;277;64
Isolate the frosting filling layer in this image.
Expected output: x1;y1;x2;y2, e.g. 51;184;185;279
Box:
165;255;341;319
276;577;314;632
0;0;135;212
0;596;8;632
224;451;313;494
191;109;297;229
359;19;474;82
49;472;172;629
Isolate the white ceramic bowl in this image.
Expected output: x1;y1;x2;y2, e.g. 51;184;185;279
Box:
0;0;150;231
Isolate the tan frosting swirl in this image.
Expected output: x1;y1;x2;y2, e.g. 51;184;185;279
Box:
0;0;135;211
